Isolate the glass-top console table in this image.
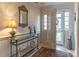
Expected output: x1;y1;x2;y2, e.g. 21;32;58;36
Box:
10;33;38;57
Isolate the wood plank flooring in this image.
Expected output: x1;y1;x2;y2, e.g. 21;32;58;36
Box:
32;47;73;57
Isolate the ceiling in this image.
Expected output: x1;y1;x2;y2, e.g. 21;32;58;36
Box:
34;2;74;9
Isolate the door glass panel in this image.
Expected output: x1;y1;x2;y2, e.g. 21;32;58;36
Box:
56;11;70;45
56;32;62;42
65;22;69;26
65;12;69;31
65;12;69;16
44;14;47;30
65;25;69;30
56;18;62;29
44;15;47;19
65;17;69;22
56;14;61;17
44;18;47;22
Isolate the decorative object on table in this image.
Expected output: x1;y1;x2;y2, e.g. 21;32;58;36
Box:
6;19;16;37
34;26;36;34
28;26;32;34
18;5;28;28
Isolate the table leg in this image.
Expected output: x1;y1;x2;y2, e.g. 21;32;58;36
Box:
16;40;18;57
10;40;12;57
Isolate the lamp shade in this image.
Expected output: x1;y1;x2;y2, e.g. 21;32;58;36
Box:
6;20;16;28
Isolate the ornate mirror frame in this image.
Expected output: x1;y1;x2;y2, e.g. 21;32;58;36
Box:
18;5;28;28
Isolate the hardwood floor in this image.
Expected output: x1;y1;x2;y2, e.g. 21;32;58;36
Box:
32;47;73;57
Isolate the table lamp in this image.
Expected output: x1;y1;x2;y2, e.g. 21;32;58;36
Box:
6;20;16;37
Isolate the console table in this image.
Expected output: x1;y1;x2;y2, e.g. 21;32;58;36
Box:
10;33;38;57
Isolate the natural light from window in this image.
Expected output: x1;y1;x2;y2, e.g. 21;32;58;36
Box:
44;14;47;30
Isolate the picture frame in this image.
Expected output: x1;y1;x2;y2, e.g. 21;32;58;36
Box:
18;5;28;28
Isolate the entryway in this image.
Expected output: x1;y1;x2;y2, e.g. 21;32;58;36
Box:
56;9;74;56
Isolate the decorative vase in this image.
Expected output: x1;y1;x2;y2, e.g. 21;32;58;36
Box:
34;26;36;34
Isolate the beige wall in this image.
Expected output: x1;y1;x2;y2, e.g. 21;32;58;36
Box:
0;2;40;57
0;2;40;34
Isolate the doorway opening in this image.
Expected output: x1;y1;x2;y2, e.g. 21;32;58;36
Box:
56;10;70;52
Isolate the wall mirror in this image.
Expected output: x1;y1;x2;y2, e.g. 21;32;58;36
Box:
18;5;28;28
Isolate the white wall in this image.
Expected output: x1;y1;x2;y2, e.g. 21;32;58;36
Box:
74;2;79;57
74;2;78;57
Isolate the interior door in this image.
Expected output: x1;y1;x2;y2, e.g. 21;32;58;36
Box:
39;7;56;49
